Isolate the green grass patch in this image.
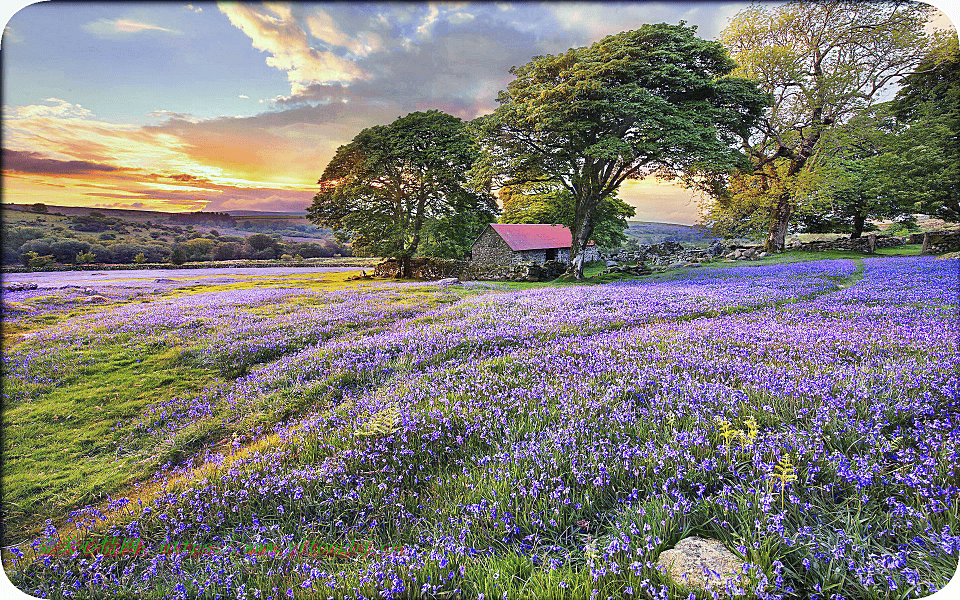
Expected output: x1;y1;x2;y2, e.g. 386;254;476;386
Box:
2;341;221;544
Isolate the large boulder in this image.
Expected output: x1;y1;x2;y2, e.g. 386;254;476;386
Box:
656;537;747;594
6;282;39;291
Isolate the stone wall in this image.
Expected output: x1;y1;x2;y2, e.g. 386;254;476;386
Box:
470;227;518;265
373;258;467;279
909;230;960;253
462;260;567;282
797;235;905;252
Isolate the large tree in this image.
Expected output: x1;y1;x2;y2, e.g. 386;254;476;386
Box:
882;43;960;222
309;110;497;275
499;180;635;250
717;0;940;251
798;105;908;238
473;23;766;278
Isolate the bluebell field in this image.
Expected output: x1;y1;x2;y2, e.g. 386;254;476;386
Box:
3;256;958;599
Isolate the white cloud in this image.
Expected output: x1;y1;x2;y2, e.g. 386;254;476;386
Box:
10;98;94;121
81;18;183;38
186;4;203;12
219;2;368;92
306;8;382;56
239;94;249;98
3;25;24;46
448;12;475;25
416;3;441;38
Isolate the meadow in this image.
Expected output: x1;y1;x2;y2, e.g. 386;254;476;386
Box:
2;255;958;599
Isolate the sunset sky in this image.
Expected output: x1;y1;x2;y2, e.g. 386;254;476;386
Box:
2;1;957;224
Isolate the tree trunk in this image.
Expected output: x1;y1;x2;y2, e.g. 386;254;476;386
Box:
851;212;865;239
399;193;427;279
765;194;792;253
570;196;597;280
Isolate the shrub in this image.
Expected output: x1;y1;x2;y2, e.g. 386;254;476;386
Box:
170;244;187;265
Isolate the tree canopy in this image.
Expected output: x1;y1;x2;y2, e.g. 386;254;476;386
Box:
711;0;942;250
308;110;497;270
473;23;766;278
883;43;960;222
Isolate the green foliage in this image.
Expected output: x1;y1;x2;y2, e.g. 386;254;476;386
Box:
475;23;765;276
170;244;187;265
133;252;148;264
309;110;497;260
417;209;495;260
795;105;908;237
713;0;940;250
884;43;960;222
499;181;635;250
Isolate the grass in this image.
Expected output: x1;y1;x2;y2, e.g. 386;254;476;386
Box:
1;269;477;545
2;339;221;544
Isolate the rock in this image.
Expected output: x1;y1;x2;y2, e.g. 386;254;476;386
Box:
155;278;175;283
606;260;618;267
666;262;686;270
84;295;109;304
6;282;38;291
656;537;747;594
436;277;460;286
743;248;756;257
757;251;767;258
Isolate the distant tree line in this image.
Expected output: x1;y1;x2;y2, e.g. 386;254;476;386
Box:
2;213;351;267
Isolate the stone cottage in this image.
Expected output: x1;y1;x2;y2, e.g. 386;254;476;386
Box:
470;224;599;265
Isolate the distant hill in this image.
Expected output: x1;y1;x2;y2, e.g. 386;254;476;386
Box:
622;221;714;245
4;203;310;221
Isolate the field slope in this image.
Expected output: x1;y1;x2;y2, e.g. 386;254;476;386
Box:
3;257;958;600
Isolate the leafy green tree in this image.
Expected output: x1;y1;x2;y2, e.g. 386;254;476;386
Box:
883;44;960;222
715;1;939;251
170;244;187;265
499;180;635;251
797;105;908;238
473;23;765;278
309;110;496;276
133;252;148;264
214;242;241;261
418;209;494;260
50;240;91;264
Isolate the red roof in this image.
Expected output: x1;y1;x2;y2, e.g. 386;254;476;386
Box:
488;224;594;251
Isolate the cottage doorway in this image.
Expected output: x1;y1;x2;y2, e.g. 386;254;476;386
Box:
545;248;557;261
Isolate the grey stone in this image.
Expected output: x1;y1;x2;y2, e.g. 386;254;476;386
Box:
436;277;460;286
606;260;618;267
155;278;175;283
6;282;38;291
656;537;747;594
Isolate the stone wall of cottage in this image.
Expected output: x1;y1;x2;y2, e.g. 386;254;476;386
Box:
471;227;521;265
